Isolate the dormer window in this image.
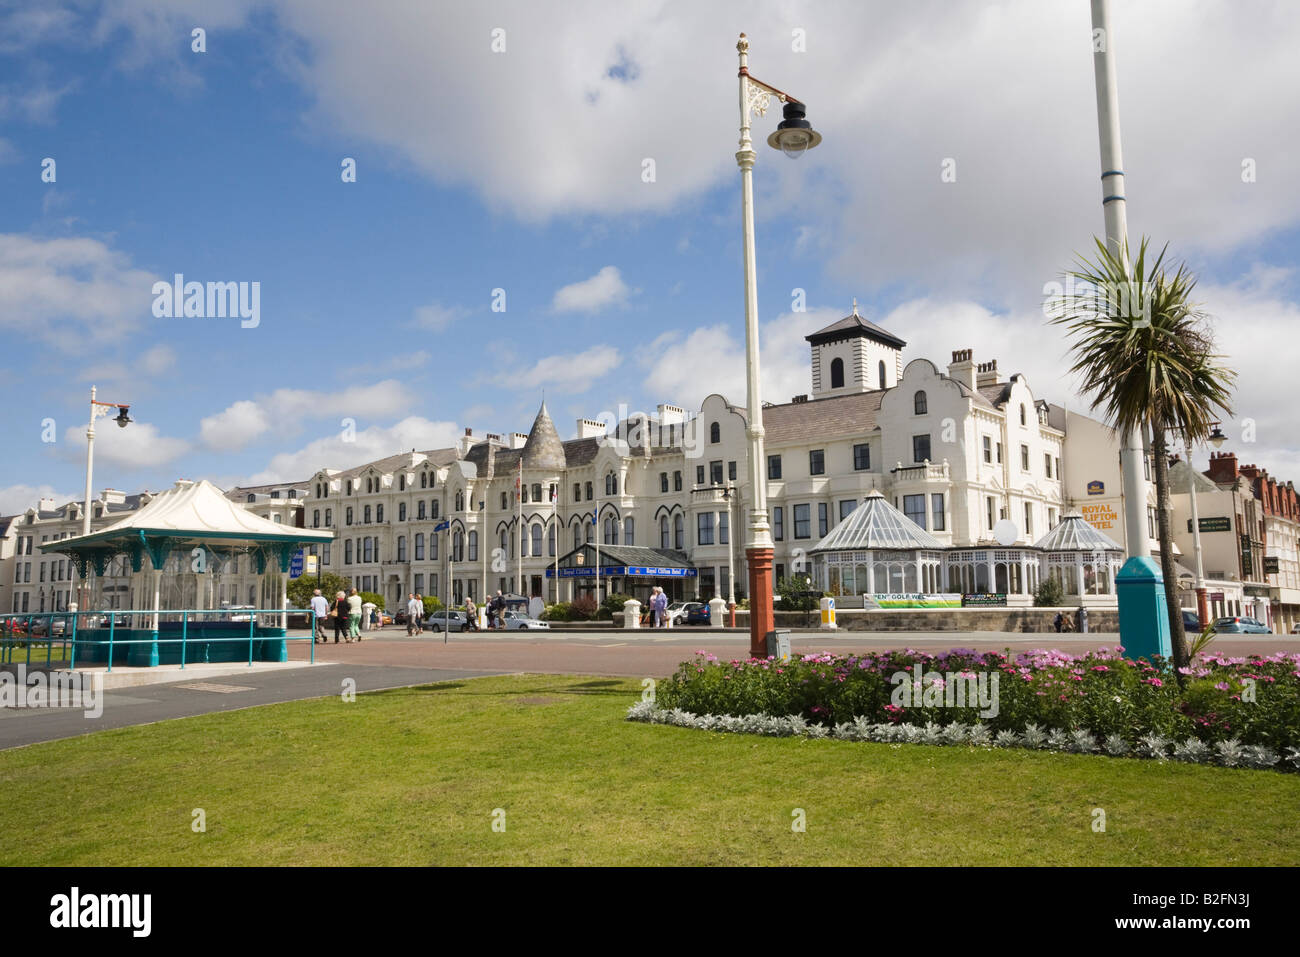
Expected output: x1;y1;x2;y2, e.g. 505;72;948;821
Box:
246;494;255;503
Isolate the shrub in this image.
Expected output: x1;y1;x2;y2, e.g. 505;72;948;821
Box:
422;596;443;616
543;602;572;622
359;591;384;611
569;595;599;621
1033;577;1064;607
598;593;635;620
775;576;820;611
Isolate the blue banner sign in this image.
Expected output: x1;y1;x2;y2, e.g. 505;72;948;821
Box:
289;549;304;579
547;565;698;578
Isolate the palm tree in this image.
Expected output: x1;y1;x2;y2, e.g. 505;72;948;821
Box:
1050;237;1235;673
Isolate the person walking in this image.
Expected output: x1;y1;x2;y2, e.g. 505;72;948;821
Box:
346;588;363;642
651;586;668;628
464;595;478;632
1052;611;1063;634
331;590;349;643
413;594;424;635
310;588;330;644
406;592;422;636
489;590;505;630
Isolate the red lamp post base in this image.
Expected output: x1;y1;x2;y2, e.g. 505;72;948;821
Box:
746;546;775;658
1195;587;1209;631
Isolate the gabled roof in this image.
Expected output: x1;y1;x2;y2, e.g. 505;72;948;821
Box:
810;491;943;552
1032;513;1123;552
805;304;907;350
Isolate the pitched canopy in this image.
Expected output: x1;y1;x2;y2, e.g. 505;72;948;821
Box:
810;491;943;552
1032;513;1123;553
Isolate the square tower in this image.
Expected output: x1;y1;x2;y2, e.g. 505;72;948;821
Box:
806;300;907;397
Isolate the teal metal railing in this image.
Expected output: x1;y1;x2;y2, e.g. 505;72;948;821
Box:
0;609;318;672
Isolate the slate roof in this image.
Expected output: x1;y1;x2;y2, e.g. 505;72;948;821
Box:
811;490;944;551
805;309;907;350
521;402;567;470
558;542;694;569
760;390;886;444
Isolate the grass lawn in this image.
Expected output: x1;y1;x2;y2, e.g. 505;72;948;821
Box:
2;672;1298;866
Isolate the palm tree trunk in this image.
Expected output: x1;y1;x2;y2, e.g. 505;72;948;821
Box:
1151;420;1188;672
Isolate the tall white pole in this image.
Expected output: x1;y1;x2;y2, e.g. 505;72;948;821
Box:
1090;0;1150;562
594;492;601;604
736;34;776;655
82;386;96;537
1186;439;1207;618
516;460;523;596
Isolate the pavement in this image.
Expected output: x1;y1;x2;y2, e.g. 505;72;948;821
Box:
3;625;1294;750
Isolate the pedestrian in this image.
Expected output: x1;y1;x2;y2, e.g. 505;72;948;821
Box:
414;594;424;635
406;592;421;636
347;588;363;642
652;586;668;628
489;590;505;630
464;595;478;632
310;588;331;643
1076;605;1089;634
331;590;349;643
1052;611;1063;634
1061;612;1074;633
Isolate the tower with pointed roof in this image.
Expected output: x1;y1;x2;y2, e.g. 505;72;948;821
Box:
521;401;566;471
805;299;907;398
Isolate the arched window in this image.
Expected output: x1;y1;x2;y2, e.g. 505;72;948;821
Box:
660;516;670;549
313;509;320;527
914;390;927;415
455;491;464;511
420;473;427;489
548;524;556;556
246;494;255;503
674;514;684;550
710;421;721;443
573;524;581;550
531;524;542;556
624;517;634;546
346;507;353;526
878;360;887;388
604;473;612;495
452;530;464;562
399;474;406;491
830;357;844;390
325;508;332;526
1020;403;1027;426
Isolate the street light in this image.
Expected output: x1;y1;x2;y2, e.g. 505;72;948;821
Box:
735;32;822;657
78;385;132;616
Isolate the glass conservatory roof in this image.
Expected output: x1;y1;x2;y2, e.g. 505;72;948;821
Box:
1032;512;1123;553
810;491;944;552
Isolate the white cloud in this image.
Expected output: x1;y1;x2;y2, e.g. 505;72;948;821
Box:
0;483;79;515
244;416;461;484
0;233;156;343
199;400;270;451
552;266;631;313
411;302;466;331
62;419;189;469
498;345;622;394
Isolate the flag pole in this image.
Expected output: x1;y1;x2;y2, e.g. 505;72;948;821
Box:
516;459;523;597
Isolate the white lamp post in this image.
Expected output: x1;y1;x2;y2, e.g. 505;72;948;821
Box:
78;385;131;613
735;32;822;656
1185;424;1227;627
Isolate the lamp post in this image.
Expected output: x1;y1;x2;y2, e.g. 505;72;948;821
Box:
78;385;131;613
735;32;822;657
1183;424;1227;628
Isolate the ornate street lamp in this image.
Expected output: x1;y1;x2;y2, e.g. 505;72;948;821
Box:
735;33;822;657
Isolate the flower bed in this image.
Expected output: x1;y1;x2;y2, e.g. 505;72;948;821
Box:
632;647;1300;771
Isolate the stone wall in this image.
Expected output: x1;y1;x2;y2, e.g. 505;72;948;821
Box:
738;607;1118;633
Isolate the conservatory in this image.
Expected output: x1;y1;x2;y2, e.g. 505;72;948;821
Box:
1032;512;1124;606
811;491;946;596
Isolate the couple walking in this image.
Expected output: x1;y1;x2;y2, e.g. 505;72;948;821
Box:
311;587;364;643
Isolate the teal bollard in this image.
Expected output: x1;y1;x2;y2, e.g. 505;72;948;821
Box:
1116;556;1172;663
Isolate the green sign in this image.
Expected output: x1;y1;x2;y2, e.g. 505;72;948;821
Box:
1264;556;1280;575
962;593;1008;607
1187;516;1231;533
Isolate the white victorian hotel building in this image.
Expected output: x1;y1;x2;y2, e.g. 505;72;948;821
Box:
5;306;1165;617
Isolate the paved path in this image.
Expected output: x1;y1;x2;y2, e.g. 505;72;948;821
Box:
4;627;1293;750
0;663;502;751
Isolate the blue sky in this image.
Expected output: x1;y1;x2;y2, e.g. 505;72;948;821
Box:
2;0;1299;512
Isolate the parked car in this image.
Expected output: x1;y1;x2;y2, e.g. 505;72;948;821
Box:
1211;616;1272;634
28;617;69;636
683;602;711;626
1182;610;1203;634
425;611;470;633
665;601;690;625
500;610;550;631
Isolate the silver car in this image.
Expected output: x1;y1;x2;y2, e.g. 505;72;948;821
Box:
425;611;471;633
500;610;550;631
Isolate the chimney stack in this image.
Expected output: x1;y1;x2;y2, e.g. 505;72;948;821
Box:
947;349;977;391
1206;451;1239;486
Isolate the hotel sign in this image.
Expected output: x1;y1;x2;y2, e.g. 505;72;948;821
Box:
1079;502;1118;530
1086;480;1105;495
1187;516;1231;533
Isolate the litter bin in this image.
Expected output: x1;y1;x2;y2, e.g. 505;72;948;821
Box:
766;628;791;662
819;596;837;630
